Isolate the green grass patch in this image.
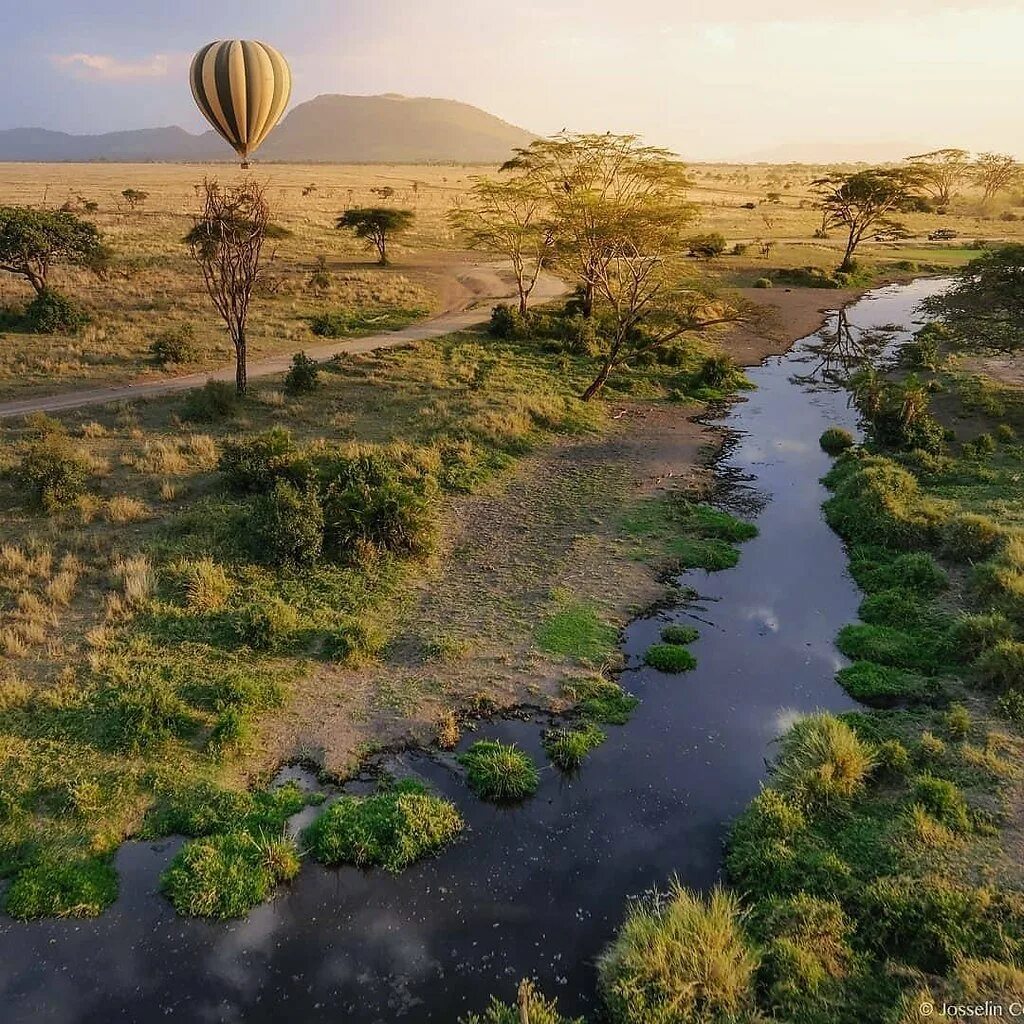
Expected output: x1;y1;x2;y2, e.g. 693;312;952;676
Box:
309;305;428;338
160;830;300;919
3;856;118;920
561;676;639;725
820;426;855;455
643;643;698;673
303;779;462;871
536;591;618;664
543;723;606;771
836;661;941;706
660;624;699;645
458;740;539;803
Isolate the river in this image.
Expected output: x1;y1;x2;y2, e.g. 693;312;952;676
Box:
0;277;948;1023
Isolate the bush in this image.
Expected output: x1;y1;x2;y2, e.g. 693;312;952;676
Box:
160;830;300;918
913;774;971;832
951;613;1016;661
598;883;757;1024
4;857;117;919
876;738;911;775
974;640;1024;690
323;478;433;561
181;380;241;422
458;740;539;802
644;643;697;673
284;352;320;395
753;277;773;289
250;480;324;567
941;513;1004;561
835;660;935;705
14;434;90;511
150;324;197;365
543;723;606;770
461;981;583;1024
944;702;972;739
304;779;463;871
219;427;303;493
660;624;699;645
23;289;88;333
487;303;528;339
687;232;727;258
819;426;854;454
772;713;875;806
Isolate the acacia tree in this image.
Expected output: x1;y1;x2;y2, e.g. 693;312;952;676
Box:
449;176;556;316
905;148;971;206
186;179;270;396
973;153;1021;204
500;133;694;317
812;169;918;273
121;189;149;211
336;207;414;266
923;244;1024;351
0;206;106;295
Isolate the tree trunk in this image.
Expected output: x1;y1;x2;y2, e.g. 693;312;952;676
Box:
838;232;858;273
377;234;389;266
580;280;594;318
234;327;247;396
25;268;46;296
581;357;614;401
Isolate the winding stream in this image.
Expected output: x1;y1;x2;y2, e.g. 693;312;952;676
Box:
0;278;948;1024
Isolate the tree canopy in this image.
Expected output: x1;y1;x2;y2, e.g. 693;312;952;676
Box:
812;169;919;273
905;148;971;206
336;207;414;266
0;206;107;295
924;244;1024;352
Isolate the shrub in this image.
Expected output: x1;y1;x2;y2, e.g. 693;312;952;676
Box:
944;703;972;740
250;480;324;567
819;426;855;454
181;380;241;422
304;779;463;871
14;435;90;511
941;513;1004;561
284;352;320;395
160;830;300;918
753;277;773;289
835;660;935;705
150;324;197;365
219;428;303;493
460;981;583;1024
487;303;526;339
562;676;639;725
458;740;539;802
323;479;433;561
918;730;947;761
166;557;232;612
773;713;875;806
543;723;606;770
4;857;117;919
876;738;911;775
913;774;971;832
660;624;699;645
234;597;301;652
23;289;88;333
975;640;1024;690
644;643;697;673
687;232;727;258
598;883;757;1024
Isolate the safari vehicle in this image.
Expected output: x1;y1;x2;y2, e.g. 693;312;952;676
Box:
928;228;959;240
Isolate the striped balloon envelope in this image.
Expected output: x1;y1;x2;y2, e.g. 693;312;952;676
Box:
189;40;292;167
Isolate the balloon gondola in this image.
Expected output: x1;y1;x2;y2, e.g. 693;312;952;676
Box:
189;40;291;168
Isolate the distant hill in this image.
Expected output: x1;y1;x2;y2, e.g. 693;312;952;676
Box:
0;94;537;164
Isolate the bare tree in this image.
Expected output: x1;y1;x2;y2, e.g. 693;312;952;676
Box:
186;179;270;396
905;148;971;206
974;153;1021;205
449;176;556;316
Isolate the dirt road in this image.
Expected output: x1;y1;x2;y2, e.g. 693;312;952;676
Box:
0;262;566;419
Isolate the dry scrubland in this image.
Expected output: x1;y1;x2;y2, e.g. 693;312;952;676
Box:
0;160;1019;397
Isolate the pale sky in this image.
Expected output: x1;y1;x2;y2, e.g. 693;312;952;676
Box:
0;0;1020;160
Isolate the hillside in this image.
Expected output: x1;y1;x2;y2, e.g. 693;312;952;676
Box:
0;94;536;164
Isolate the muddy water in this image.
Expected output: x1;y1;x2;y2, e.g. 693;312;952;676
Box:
0;279;948;1024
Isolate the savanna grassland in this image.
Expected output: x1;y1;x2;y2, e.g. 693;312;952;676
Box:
0;159;1018;398
6;142;1024;1024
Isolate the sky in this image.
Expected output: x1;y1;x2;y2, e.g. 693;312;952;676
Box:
0;0;1020;161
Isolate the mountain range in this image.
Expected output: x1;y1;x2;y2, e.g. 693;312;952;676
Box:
0;94;537;164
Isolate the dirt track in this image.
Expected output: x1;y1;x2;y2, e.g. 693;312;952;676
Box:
0;262;567;419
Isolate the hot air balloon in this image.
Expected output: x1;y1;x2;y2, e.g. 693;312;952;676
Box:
189;40;291;168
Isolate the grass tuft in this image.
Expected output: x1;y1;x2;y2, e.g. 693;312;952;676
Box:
458;740;539;802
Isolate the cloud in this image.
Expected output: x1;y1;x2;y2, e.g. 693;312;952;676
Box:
52;52;172;80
